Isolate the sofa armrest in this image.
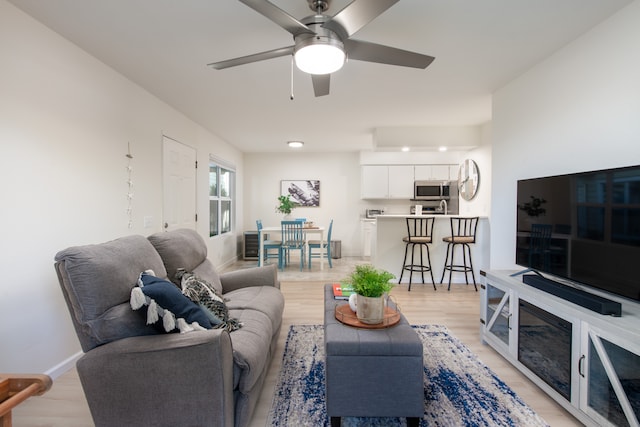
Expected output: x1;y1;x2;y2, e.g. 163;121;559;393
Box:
77;330;234;427
220;264;279;293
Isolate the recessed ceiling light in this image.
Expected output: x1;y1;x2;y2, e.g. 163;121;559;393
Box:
401;146;410;152
439;146;447;152
287;141;304;148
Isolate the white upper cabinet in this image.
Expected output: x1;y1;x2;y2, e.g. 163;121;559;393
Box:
361;165;414;199
361;165;390;199
414;165;453;181
387;165;415;198
362;164;457;199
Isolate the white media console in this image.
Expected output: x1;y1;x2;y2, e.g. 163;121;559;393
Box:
480;270;640;427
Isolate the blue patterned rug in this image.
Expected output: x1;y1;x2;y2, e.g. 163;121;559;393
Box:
267;324;549;427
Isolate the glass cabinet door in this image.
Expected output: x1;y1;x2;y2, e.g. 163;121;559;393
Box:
485;282;512;349
582;328;640;427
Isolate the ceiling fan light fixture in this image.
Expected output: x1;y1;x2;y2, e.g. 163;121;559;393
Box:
294;37;345;75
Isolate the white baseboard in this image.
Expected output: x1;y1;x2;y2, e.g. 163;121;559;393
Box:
45;351;83;380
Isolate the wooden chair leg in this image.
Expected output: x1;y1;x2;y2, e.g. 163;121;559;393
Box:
0;374;52;427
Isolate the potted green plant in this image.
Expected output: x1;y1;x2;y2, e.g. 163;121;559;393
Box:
276;195;296;217
344;264;395;324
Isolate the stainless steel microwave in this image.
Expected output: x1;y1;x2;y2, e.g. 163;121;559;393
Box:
414;180;451;200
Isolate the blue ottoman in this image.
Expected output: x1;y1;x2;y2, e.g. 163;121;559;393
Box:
324;284;424;427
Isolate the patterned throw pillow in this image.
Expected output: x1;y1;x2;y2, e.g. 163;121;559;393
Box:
130;271;213;333
176;268;242;332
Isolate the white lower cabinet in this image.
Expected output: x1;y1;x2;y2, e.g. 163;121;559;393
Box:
481;270;640;427
361;219;376;257
580;324;640;426
482;278;514;355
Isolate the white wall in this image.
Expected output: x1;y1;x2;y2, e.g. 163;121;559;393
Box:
490;0;640;270
0;0;243;375
243;152;363;256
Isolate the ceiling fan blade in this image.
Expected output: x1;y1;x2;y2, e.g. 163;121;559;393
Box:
311;74;330;97
322;0;400;39
208;46;294;70
344;39;434;69
239;0;315;37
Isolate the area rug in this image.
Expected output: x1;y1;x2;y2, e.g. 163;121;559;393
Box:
267;324;549;427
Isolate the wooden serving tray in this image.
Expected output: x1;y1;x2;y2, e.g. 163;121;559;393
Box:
334;304;401;329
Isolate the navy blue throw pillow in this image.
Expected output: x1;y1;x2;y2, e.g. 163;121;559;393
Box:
131;272;213;332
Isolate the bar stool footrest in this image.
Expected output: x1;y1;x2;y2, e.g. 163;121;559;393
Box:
404;265;433;272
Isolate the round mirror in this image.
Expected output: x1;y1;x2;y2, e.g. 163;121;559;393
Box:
458;159;479;201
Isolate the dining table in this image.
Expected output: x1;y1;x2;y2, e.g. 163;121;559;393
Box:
258;225;326;270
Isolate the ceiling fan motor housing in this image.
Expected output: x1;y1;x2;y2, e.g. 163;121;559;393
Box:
294;20;344;55
308;0;330;13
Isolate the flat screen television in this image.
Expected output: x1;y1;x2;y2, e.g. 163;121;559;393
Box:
516;164;640;303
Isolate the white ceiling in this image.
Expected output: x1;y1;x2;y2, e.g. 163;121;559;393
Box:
9;0;632;153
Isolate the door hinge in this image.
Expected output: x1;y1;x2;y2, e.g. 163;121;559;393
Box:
195;213;198;222
195;160;198;169
480;318;485;325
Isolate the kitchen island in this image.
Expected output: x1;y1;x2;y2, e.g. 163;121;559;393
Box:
372;215;489;286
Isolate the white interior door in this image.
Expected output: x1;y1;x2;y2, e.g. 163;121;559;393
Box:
162;136;196;231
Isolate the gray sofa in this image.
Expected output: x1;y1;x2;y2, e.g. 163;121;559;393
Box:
54;228;284;427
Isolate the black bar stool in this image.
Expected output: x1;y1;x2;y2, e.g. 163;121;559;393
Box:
441;217;479;291
399;217;436;291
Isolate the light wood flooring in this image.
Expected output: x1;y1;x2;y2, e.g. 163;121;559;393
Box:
13;257;583;426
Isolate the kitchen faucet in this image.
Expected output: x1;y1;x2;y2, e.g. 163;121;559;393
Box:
439;199;448;215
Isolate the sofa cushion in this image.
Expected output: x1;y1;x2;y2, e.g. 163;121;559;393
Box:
225;286;284;335
228;308;274;393
55;235;168;351
147;229;223;294
131;272;213;333
190;261;224;295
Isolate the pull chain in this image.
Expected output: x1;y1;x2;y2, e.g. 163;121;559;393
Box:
290;55;295;100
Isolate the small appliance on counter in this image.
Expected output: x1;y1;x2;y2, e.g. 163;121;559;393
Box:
365;209;384;218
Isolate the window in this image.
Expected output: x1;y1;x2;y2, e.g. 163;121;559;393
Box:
209;157;235;237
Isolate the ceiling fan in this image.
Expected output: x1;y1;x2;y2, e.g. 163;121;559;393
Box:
208;0;435;97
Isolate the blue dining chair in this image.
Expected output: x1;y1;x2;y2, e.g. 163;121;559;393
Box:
256;220;282;268
280;220;306;271
308;219;333;269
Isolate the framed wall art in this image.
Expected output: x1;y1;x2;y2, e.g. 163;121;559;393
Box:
281;180;320;207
